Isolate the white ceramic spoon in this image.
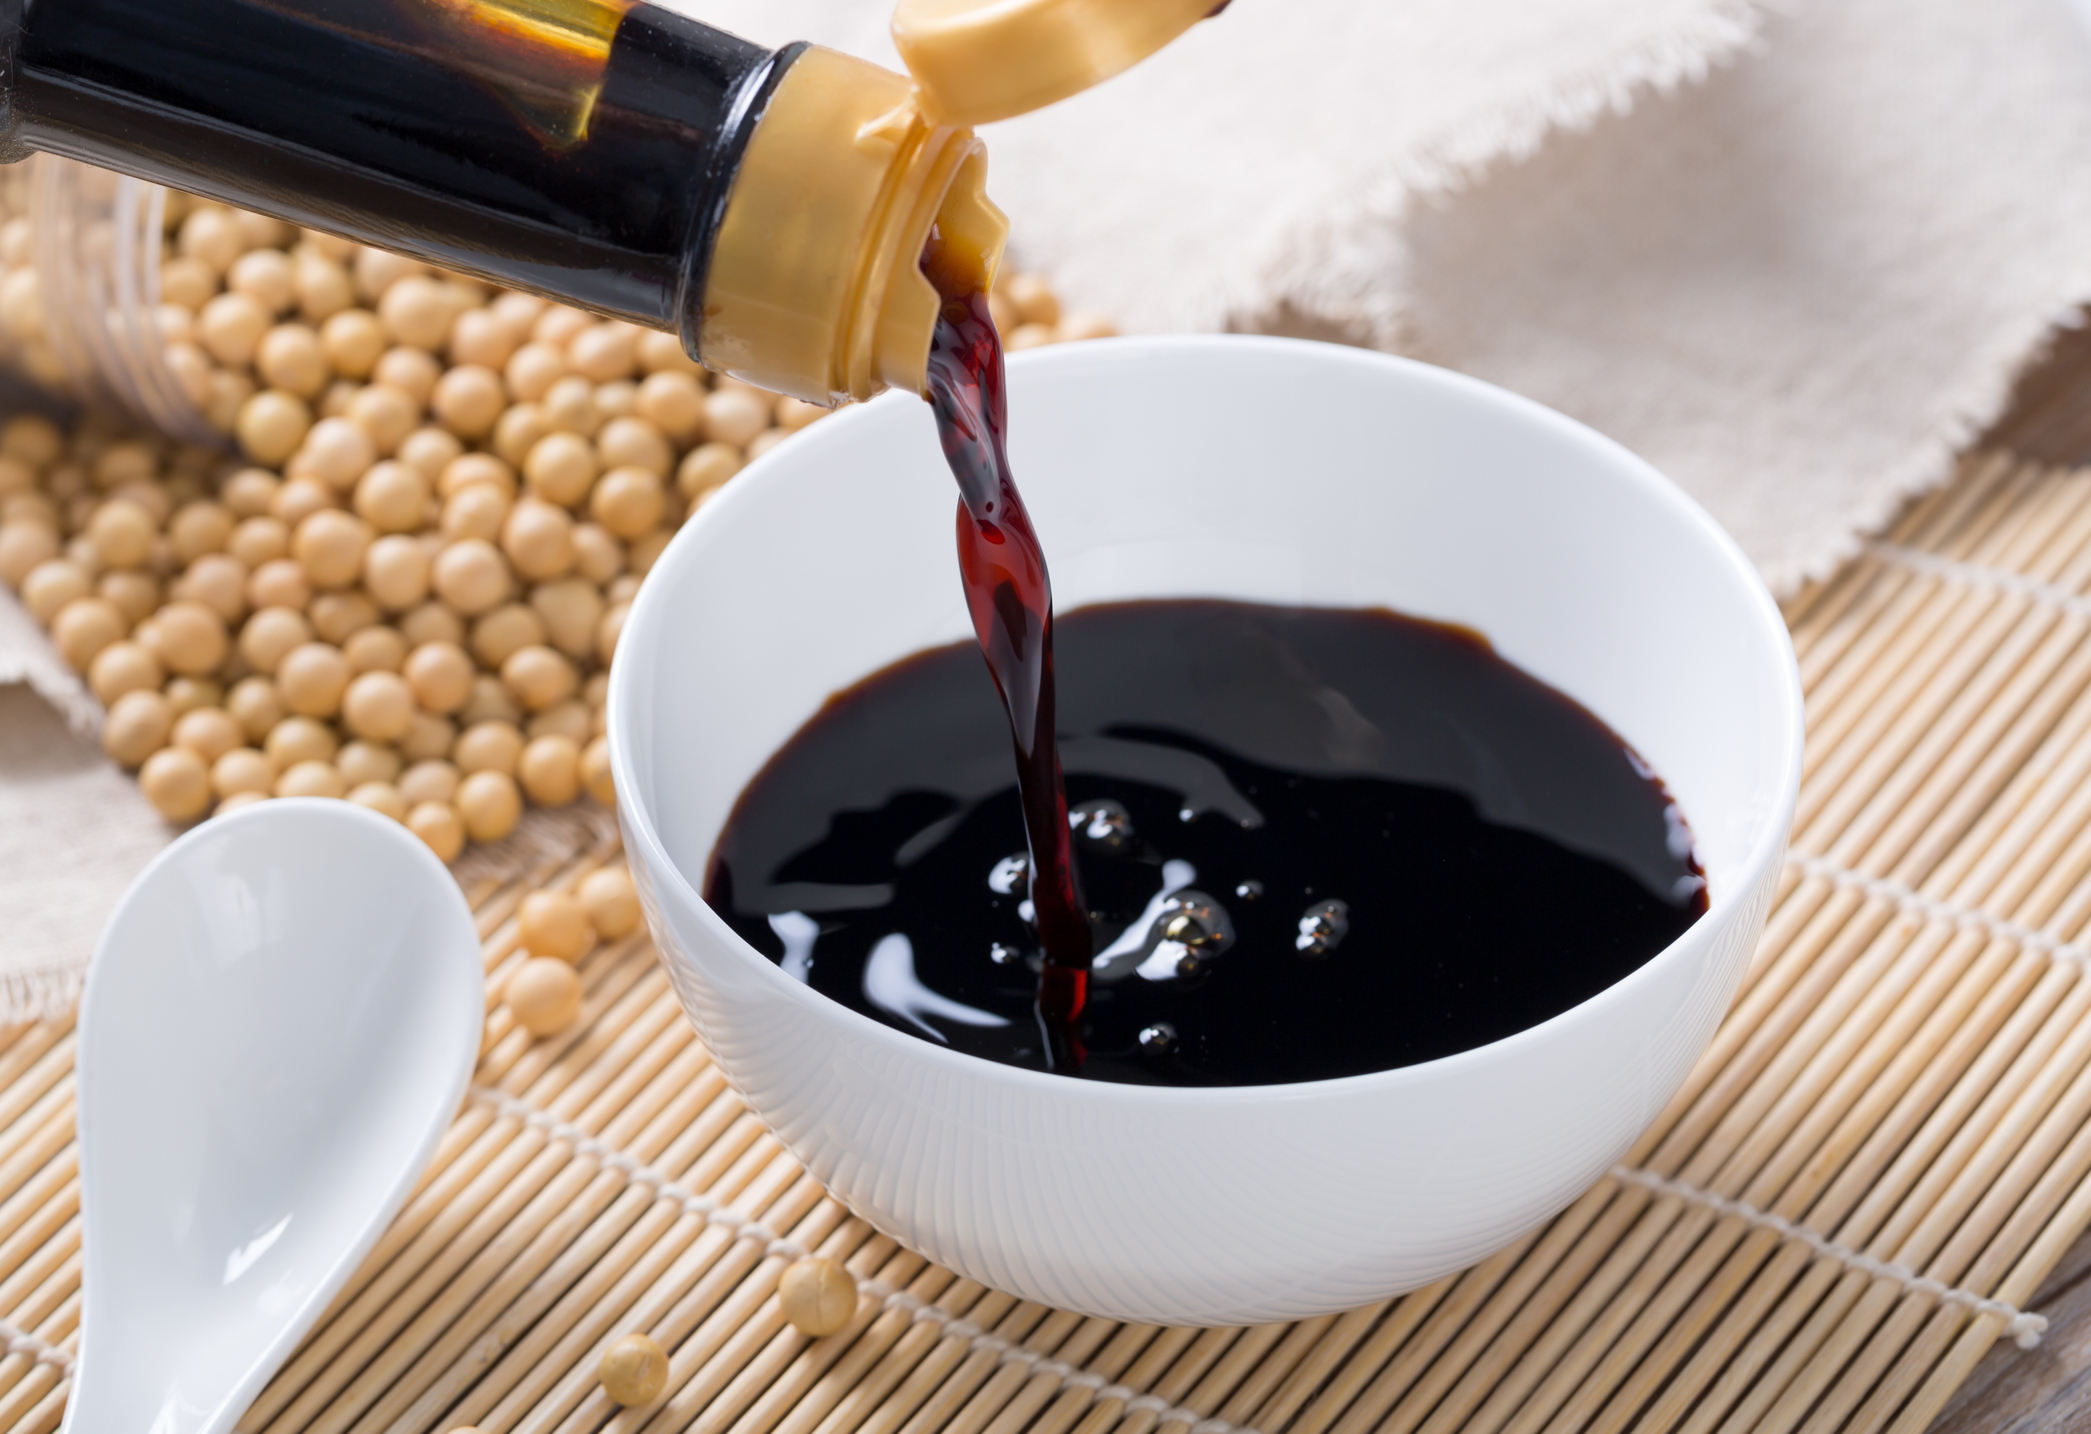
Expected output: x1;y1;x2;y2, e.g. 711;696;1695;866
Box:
62;799;484;1434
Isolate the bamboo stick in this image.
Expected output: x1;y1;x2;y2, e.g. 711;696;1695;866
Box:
498;1180;839;1434
888;1302;1061;1434
433;1096;750;1424
1792;475;2085;796
1808;605;2082;863
1597;1223;1792;1433
1734;1006;2091;1434
1217;1315;1337;1426
529;1175;845;1434
1319;1225;1568;1434
0;1166;73;1301
0;1024;46;1086
609;1225;908;1434
1798;1042;2091;1433
1674;968;2091;1432
0;1367;61;1433
386;1110;783;1430
1864;624;2091;883
920;1310;1090;1434
1789;455;2026;676
1586;939;2058;1431
816;1291;1028;1434
257;1009;712;1433
1813;458;2061;653
1777;461;1966;644
322;1161;622;1434
1681;958;2090;1431
1819;963;2086;1253
871;1311;1080;1434
1081;1323;1252;1434
0;1093;75;1213
1;1250;74;1341
1041;1322;1193;1434
0;1216;72;1332
976;1318;1120;1434
340;1054;734;1433
8;1379;63;1434
0;1351;44;1407
791;1280;1001;1434
1793;464;2068;780
1014;1318;1163;1434
1800;496;2091;841
1884;1157;2091;1434
1167;1321;1292;1429
245;1110;554;1430
781;1286;995;1434
0;1032;74;1154
1681;635;2091;1204
0;1283;74;1426
1243;1302;1389;1432
1513;1207;1742;1433
1430;1191;1670;1434
692;1258;958;1434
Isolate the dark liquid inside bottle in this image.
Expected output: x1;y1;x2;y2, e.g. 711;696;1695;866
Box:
6;0;795;334
705;599;1709;1087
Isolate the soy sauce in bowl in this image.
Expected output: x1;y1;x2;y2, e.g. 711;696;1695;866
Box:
706;598;1706;1087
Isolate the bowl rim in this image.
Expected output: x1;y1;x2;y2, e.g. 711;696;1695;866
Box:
609;333;1805;1106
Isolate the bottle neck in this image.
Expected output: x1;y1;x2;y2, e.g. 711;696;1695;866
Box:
698;45;1007;405
0;0;791;343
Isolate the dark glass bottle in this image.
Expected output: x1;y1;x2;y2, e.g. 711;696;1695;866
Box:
5;0;777;329
0;0;1217;402
0;0;1007;403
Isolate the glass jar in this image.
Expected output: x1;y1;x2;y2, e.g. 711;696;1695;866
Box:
0;154;219;444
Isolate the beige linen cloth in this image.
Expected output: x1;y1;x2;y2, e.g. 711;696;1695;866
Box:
6;0;2091;1019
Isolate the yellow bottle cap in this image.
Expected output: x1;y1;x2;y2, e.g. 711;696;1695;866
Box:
892;0;1215;126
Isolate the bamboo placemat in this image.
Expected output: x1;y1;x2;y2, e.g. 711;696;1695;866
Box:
6;451;2091;1433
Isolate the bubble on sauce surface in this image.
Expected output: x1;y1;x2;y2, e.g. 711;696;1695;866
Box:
1295;899;1350;957
1162;908;1223;950
1090;860;1199;983
1137;1021;1178;1055
1133;890;1235;983
988;853;1028;895
1070;798;1133;851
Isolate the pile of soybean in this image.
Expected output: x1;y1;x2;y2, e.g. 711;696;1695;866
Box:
0;193;1107;860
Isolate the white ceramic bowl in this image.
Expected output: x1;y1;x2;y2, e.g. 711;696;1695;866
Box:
610;336;1803;1325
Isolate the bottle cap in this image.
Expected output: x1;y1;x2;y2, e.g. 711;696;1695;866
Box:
892;0;1214;126
698;47;1009;404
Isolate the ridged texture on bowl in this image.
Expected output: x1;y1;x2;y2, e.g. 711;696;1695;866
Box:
633;842;1778;1323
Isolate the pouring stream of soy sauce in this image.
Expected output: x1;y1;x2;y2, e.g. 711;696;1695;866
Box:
920;241;1093;1071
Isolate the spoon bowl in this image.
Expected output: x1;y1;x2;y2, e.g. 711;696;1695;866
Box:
65;799;483;1434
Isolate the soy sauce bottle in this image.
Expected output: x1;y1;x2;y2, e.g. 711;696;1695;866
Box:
0;0;1212;406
